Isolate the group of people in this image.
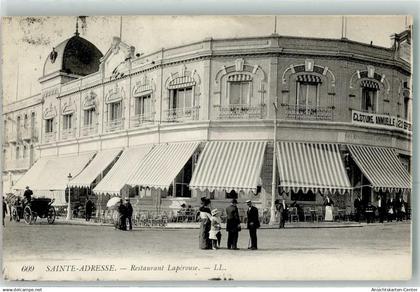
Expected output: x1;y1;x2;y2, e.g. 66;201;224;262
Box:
115;198;134;231
176;203;195;222
198;197;260;250
354;194;408;223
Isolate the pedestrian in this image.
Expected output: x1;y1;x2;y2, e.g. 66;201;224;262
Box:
246;200;260;250
85;197;94;221
396;196;406;221
117;199;127;230
377;194;386;223
387;197;395;222
209;209;222;250
225;198;241;250
364;201;376;223
125;198;133;230
276;197;288;228
323;195;334;222
354;194;362;222
198;197;212;249
3;197;7;226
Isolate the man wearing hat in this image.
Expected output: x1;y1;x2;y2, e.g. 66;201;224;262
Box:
23;186;33;208
225;199;241;250
124;198;133;230
246;200;260;250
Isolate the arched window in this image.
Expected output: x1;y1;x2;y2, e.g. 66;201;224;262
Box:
16;116;21;139
16;146;20;159
23;145;27;158
360;80;380;113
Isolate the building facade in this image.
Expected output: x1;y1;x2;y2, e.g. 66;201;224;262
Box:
3;27;412;218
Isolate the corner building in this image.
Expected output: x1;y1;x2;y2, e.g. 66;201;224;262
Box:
3;28;412;219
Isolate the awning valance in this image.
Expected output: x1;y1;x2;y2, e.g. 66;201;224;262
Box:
14;152;95;191
189;141;267;193
69;148;122;188
277;142;351;194
126;142;200;190
297;74;322;84
360;79;380;89
348;145;411;192
227;74;252;82
168;76;196;89
93;145;153;196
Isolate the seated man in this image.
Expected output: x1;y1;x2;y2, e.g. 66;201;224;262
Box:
23;186;33;208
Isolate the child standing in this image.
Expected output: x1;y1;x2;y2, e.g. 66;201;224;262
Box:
209;209;222;249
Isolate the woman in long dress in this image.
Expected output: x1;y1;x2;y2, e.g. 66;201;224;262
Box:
199;197;212;249
324;195;334;221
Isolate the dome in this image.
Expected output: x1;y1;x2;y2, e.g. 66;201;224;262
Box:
43;34;103;77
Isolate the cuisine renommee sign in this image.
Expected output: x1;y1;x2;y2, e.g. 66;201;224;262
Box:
352;110;412;133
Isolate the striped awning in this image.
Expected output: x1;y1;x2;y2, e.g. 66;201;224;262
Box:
93;145;153;196
126;142;200;190
348;145;411;192
360;79;380;89
69;148;122;188
14;152;95;191
227;74;252;82
277;142;351;194
296;74;322;83
168;76;196;89
189;141;267;193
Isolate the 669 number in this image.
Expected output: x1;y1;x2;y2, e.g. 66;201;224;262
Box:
21;265;35;272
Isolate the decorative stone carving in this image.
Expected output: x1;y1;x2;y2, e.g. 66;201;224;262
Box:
43;103;57;119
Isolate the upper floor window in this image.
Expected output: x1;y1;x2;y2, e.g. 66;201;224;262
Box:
30;112;35;128
296;74;321;109
360;80;379;113
135;94;152;116
45;118;54;133
361;88;377;113
24;114;28;129
23;146;27;158
84;108;95;126
404;97;410;120
109;102;122;121
16;116;21;137
16;146;20;159
228;74;252;105
63;114;73;130
171;87;193;110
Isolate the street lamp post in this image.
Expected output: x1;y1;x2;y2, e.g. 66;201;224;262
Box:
66;173;72;221
269;101;278;225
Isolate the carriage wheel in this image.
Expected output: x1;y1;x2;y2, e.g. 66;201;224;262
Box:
47;206;56;224
23;206;33;224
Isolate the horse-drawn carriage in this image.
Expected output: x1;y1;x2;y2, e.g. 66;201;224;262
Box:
5;193;56;224
23;197;56;224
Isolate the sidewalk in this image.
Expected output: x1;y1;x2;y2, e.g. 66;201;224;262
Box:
54;216;409;229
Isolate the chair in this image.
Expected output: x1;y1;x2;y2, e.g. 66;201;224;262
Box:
333;207;340;222
303;207;313;222
289;207;299;222
315;206;324;222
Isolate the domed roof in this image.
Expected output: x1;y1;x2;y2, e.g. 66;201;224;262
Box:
43;33;103;77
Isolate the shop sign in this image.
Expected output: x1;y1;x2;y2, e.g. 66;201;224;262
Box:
352;110;412;133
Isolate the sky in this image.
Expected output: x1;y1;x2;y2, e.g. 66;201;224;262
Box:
2;15;410;104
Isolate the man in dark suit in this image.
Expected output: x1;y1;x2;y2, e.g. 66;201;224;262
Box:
23;186;33;208
353;194;362;222
125;198;133;230
276;197;288;228
225;199;240;250
246;200;260;250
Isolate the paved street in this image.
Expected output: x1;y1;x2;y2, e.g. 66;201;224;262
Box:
3;220;411;281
